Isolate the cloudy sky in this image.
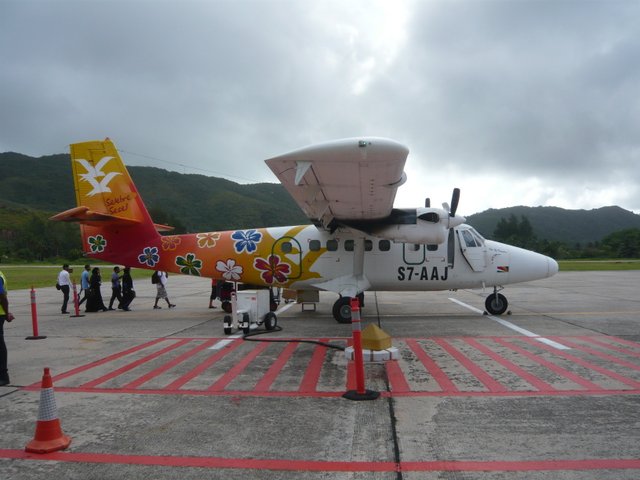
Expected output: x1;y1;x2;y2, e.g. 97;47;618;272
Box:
1;0;639;215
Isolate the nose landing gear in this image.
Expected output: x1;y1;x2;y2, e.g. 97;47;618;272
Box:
485;287;508;315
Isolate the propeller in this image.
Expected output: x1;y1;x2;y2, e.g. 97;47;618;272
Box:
446;188;461;267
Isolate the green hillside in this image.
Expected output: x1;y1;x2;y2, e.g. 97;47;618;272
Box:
0;152;307;231
466;206;640;245
1;150;639;251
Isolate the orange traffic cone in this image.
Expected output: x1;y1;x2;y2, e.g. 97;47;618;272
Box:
25;367;71;454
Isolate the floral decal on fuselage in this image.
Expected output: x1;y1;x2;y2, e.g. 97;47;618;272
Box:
232;229;262;254
88;234;107;253
176;253;202;276
138;246;160;267
161;235;181;251
216;259;243;281
254;255;291;284
197;232;221;249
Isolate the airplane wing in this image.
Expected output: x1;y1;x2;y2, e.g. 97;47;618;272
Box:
265;137;408;228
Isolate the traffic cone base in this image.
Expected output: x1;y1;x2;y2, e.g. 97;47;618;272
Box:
25;419;71;453
25;368;72;454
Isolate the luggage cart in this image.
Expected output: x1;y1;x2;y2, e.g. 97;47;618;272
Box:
223;289;278;335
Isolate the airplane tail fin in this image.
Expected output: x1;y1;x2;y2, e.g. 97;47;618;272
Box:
51;138;167;264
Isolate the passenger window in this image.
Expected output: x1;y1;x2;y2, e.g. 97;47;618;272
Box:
280;242;292;253
345;240;354;252
365;240;373;252
427;244;438;251
378;240;391;251
309;240;321;251
326;239;338;251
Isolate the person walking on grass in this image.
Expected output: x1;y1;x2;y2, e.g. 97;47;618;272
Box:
153;270;175;309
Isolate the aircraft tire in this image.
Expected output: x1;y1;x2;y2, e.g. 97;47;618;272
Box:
332;297;352;324
485;293;508;315
264;312;277;331
222;301;232;314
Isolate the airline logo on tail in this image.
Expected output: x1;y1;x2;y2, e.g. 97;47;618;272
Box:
75;157;122;196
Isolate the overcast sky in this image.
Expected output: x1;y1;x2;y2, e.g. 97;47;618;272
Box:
1;0;639;215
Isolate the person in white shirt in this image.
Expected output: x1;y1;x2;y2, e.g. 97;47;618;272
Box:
57;264;72;314
153;271;175;309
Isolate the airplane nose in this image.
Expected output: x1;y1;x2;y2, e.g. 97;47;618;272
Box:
547;257;559;277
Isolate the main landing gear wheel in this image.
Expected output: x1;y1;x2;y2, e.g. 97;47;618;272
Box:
332;297;352;324
485;293;508;315
263;312;278;331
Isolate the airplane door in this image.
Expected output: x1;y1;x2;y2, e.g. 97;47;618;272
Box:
403;243;425;265
271;236;302;280
459;229;486;272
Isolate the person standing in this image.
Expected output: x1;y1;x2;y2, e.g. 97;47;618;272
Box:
78;264;91;306
153;271;175;309
121;267;135;311
86;267;107;312
108;266;123;310
0;270;15;386
57;264;72;314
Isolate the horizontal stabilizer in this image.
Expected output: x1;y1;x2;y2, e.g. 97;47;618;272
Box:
51;206;174;232
50;206;141;228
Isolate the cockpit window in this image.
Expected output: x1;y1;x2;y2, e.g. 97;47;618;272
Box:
461;230;478;247
470;229;485;246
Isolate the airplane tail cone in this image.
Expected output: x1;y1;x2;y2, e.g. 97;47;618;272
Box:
25;368;72;454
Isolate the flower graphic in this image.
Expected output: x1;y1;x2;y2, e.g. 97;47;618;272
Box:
216;259;243;281
88;235;107;253
176;253;202;276
254;255;291;284
161;235;181;251
197;232;221;249
138;246;160;267
232;229;262;254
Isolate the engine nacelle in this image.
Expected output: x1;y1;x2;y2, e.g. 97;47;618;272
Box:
373;207;466;245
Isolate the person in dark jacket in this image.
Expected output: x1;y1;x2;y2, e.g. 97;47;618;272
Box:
86;267;107;312
121;267;135;311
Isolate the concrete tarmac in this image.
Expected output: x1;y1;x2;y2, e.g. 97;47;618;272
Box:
1;271;639;479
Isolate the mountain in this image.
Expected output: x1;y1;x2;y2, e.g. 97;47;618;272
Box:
1;151;639;245
466;206;640;245
0;151;307;231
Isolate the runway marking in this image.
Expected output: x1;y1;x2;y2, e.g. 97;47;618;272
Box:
2;449;640;474
449;298;570;350
22;335;640;398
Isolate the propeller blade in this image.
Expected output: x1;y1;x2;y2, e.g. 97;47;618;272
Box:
425;198;430;208
450;188;460;217
447;228;455;267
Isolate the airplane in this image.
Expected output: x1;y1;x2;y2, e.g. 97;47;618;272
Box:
51;137;558;324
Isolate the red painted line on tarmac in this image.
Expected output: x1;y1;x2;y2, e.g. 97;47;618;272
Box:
405;339;458;392
464;338;555;392
494;338;604;391
78;339;192;388
553;337;640;371
30;385;640;398
1;449;639;473
25;338;169;389
520;337;640;389
253;341;299;392
208;341;271;391
603;336;640;349
433;338;508;393
163;339;242;390
578;336;640;358
385;359;411;393
298;340;329;393
122;339;218;389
